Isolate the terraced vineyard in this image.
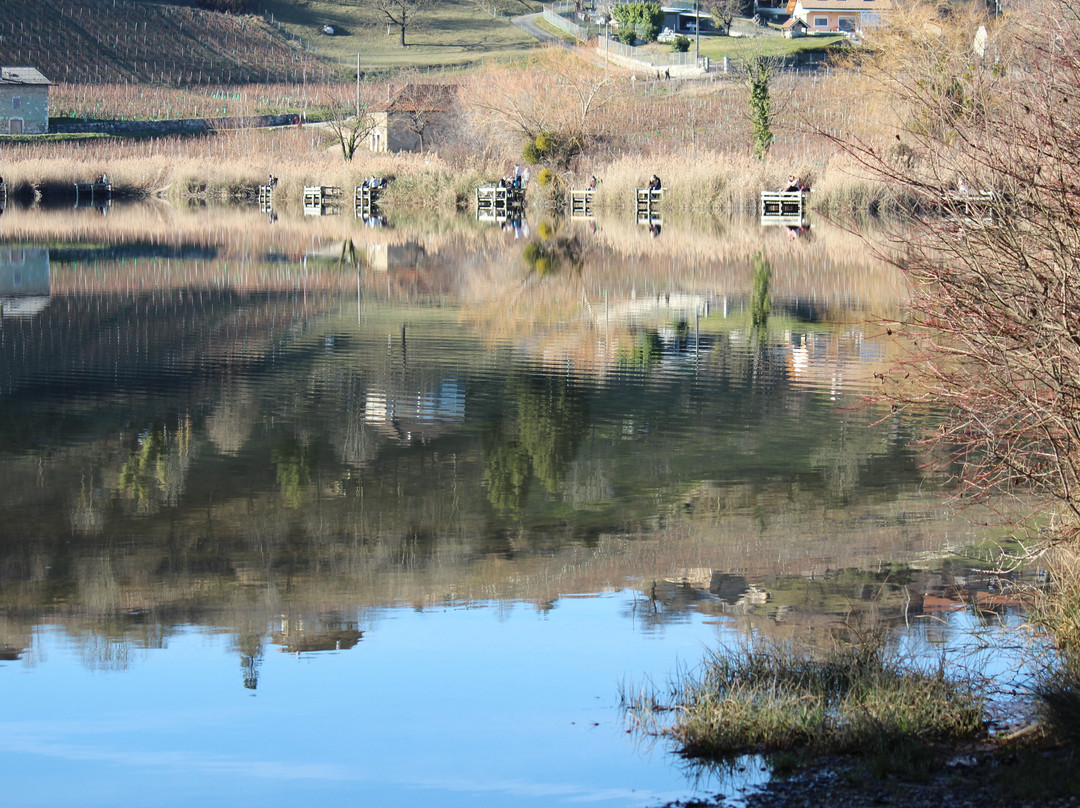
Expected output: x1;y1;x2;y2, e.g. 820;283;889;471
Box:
0;0;330;84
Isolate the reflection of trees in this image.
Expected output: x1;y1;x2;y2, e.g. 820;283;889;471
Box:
117;418;193;515
750;252;771;330
483;431;533;513
522;225;584;277
483;374;590;512
272;437;319;509
206;381;258;456
616;330;663;373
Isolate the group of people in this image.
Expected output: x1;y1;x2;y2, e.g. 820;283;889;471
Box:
647;174;662;192
498;166;530;191
266;174;279;189
361;176;389;189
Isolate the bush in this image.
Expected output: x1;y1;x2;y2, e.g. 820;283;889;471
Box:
522;139;542;165
672;35;690;52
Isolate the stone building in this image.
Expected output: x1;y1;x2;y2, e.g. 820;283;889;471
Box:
0;67;51;134
367;83;458;154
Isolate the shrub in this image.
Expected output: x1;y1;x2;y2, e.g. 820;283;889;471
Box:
672;35;691;52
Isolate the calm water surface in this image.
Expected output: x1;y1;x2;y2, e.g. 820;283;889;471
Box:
0;205;1027;806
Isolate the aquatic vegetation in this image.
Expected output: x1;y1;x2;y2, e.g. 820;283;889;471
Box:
624;635;985;770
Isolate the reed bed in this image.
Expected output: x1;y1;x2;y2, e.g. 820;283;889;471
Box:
624;636;985;770
0;58;898;212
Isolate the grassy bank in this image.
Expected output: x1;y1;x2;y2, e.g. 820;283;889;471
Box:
624;636;985;777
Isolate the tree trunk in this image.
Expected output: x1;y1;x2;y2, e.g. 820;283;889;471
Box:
399;24;406;46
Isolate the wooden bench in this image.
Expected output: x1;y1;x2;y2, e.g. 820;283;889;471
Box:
303;185;342;216
636;188;662;225
760;190;808;225
569;188;595;218
74;182;112;205
476;185;526;222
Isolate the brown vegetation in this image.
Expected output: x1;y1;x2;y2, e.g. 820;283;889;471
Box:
835;0;1080;551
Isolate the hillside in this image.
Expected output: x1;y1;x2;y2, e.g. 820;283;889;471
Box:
0;0;328;83
0;0;540;85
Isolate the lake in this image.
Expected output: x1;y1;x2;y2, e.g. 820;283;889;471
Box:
0;202;1031;807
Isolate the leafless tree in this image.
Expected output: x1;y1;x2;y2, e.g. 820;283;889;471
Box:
323;102;377;161
371;0;435;46
390;81;458;153
839;0;1080;549
704;0;749;35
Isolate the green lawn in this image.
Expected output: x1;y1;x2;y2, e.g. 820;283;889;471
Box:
262;0;543;73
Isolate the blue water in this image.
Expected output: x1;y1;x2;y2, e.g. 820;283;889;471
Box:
0;210;1034;806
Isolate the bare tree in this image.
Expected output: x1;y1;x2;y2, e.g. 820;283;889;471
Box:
322;89;378;161
372;0;435;46
704;0;748;35
837;0;1080;549
390;81;458;153
468;47;619;144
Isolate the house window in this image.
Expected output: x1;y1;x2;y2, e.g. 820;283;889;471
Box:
838;16;856;30
11;96;20;110
813;16;828;26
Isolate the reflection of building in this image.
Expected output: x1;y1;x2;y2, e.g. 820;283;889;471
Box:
271;613;363;654
784;329;885;399
0;66;51;134
0;245;50;318
367;242;425;272
364;379;466;442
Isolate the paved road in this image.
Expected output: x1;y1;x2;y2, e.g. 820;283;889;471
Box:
511;12;570;45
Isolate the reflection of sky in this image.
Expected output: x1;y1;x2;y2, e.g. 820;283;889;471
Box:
0;594;764;807
1;592;1039;806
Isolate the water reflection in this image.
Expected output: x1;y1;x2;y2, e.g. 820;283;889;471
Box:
0;206;1023;807
0;245;50;318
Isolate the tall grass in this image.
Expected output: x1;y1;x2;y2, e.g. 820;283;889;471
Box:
1;59;899;210
1029;548;1080;742
624;635;985;771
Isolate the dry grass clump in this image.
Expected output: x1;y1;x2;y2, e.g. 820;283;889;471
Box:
625;635;984;772
1030;547;1080;742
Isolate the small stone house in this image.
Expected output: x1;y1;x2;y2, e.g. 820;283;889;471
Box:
367;83;458;154
0;67;51;134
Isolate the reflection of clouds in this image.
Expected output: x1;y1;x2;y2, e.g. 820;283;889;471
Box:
206;381;258;456
0;729;346;780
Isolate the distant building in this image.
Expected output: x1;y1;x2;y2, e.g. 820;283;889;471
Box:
0;66;51;134
367;83;458;153
660;7;714;35
781;16;809;37
786;0;890;33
